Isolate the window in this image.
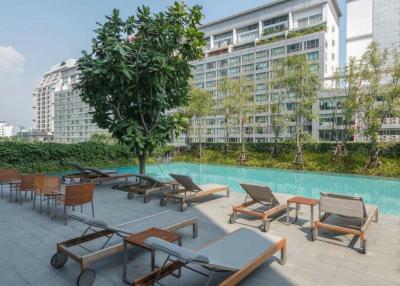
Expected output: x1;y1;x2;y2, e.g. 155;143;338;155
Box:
196;82;204;88
271;46;285;56
332;26;335;33
307;51;319;61
206;62;216;69
256;83;266;91
256;50;267;59
206;81;216;88
287;43;301;53
255;116;266;123
309;14;322;25
218;59;227;67
195;73;204;81
244;74;254;81
255;94;268;102
256;61;267;71
218;69;227;77
332;53;335;60
310;63;319;72
256;72;267;81
229;66;240;75
237;23;258;33
264;15;288;26
305;39;319;49
332;40;335;47
206;71;216;80
242;53;254;62
263;24;287;35
229;56;240;65
243;64;254;72
297;17;308;28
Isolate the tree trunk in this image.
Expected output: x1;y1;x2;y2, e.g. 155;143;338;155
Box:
292;128;304;168
224;117;230;155
197;141;203;159
365;143;381;168
271;136;279;157
238;117;246;165
331;141;348;161
138;151;147;174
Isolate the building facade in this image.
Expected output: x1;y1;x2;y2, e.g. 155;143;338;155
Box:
33;59;107;143
190;0;341;143
346;0;400;62
0;121;14;137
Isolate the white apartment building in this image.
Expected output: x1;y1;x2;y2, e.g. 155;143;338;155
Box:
33;59;107;143
347;0;400;142
0;121;14;137
346;0;400;62
190;0;341;143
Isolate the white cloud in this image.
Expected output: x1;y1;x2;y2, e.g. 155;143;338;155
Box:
0;46;25;76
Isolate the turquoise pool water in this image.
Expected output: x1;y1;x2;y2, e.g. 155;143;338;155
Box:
115;162;400;216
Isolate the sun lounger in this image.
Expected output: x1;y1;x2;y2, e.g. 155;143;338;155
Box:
63;162;136;184
160;174;230;211
312;192;378;254
230;183;287;232
134;228;286;286
50;211;198;286
122;174;174;203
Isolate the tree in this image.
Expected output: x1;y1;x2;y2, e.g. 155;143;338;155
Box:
233;76;256;164
76;3;205;174
359;42;400;168
186;87;215;159
269;98;286;156
218;76;238;155
273;55;320;167
330;58;361;160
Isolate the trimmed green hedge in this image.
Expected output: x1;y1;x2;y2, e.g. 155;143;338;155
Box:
0;142;135;173
191;142;400;158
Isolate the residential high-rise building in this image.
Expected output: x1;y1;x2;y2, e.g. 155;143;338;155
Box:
346;0;400;62
0;121;14;137
33;59;107;143
190;0;341;143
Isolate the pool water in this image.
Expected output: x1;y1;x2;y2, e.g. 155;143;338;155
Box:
116;162;400;215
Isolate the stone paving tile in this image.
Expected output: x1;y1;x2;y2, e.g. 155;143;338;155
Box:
0;183;399;286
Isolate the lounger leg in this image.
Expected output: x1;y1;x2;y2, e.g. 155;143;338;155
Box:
123;240;128;283
226;187;230;198
39;194;42;214
280;241;287;265
19;190;22;206
91;202;95;218
151;250;155;271
374;210;379;222
286;202;290;225
193;222;198;238
33;194;36;210
0;183;3;198
64;206;67;225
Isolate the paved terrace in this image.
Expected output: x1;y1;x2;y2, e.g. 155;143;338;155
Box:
0;182;399;286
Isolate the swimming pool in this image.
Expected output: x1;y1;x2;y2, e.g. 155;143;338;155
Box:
117;162;400;216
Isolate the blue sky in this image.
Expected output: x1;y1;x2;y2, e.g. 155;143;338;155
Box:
0;0;346;127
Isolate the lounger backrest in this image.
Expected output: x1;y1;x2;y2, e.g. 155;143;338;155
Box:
85;167;110;177
169;174;201;192
136;174;162;186
70;212;109;228
240;183;280;205
320;192;367;218
144;237;209;264
66;162;84;172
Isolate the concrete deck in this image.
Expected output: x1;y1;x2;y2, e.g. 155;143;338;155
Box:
0;182;399;286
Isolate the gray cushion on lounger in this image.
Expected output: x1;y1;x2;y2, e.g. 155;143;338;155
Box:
145;228;282;271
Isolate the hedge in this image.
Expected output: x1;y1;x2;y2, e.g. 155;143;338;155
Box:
0;141;135;173
190;142;400;158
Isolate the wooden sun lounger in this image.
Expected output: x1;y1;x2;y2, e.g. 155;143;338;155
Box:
160;174;230;211
134;228;286;286
230;183;287;232
312;192;378;254
63;164;136;184
50;211;198;285
123;174;174;203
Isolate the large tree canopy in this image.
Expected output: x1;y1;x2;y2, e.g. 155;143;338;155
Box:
76;2;205;173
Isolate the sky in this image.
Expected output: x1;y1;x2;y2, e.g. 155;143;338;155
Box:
0;0;346;128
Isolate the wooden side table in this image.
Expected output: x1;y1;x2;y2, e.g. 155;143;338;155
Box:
286;196;319;227
123;227;182;283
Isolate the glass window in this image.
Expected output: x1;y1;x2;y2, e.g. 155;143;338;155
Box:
256;72;267;81
307;51;319;61
297;17;308;28
287;43;301;53
229;56;240;65
242;54;254;62
206;62;216;69
206;71;216;80
229;66;240;75
271;46;285;56
243;64;254;72
309;14;322;25
205;81;216;88
263;15;288;26
256;50;267;59
256;61;267;71
218;59;228;67
305;39;319;49
310;63;319;72
218;69;227;77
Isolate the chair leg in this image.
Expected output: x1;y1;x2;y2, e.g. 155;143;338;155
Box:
33;194;36;210
64;206;67;225
0;183;3;198
19;190;22;206
80;205;83;213
91;202;95;218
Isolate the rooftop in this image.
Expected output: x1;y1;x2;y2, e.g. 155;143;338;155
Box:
0;182;399;285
